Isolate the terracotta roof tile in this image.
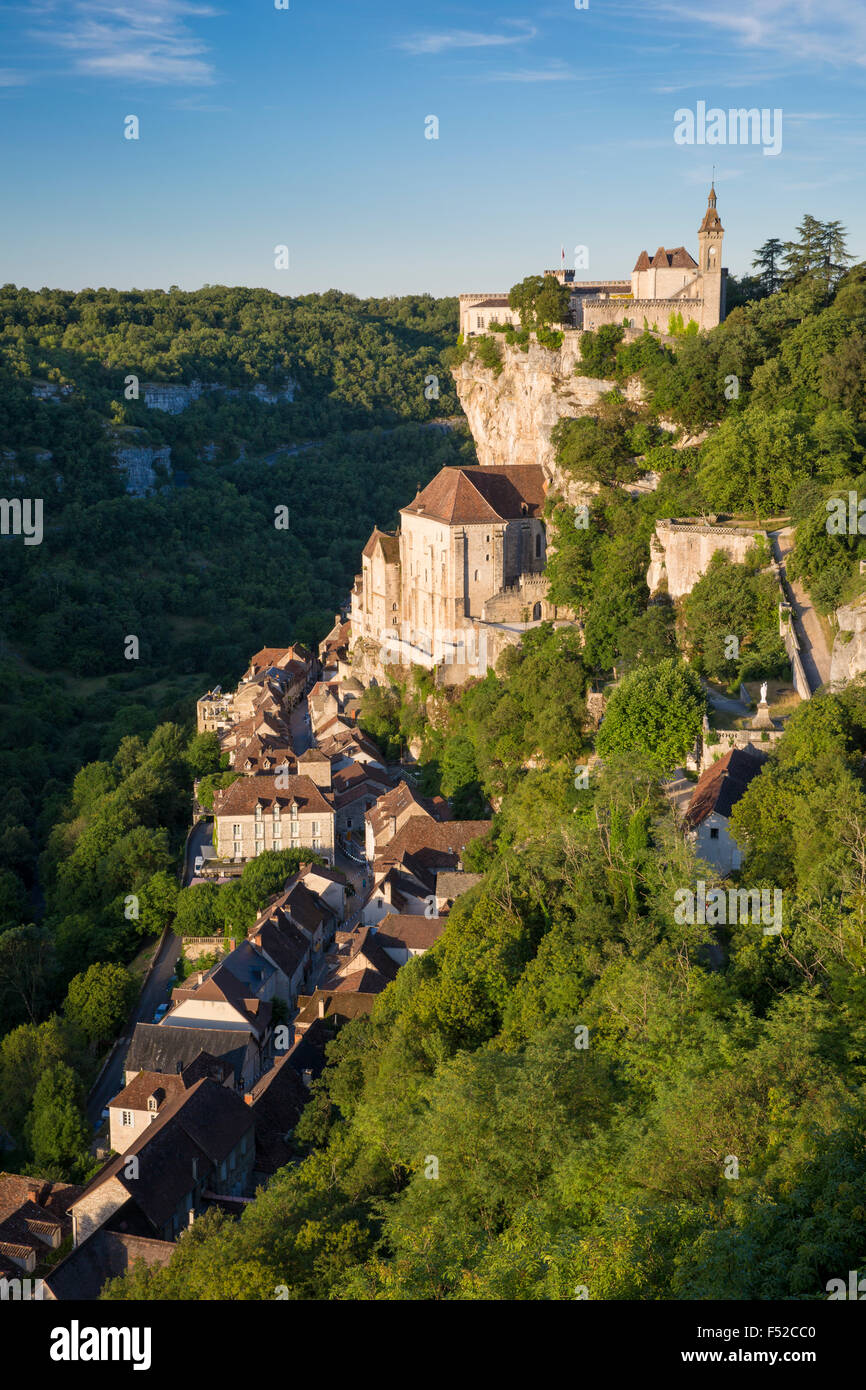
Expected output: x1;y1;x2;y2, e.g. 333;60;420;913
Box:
684;747;768;829
402;465;546;525
213;774;334;818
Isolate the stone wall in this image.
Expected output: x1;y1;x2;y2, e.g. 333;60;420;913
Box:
701;727;783;772
647;519;766;600
583;297;704;334
831;596;866;687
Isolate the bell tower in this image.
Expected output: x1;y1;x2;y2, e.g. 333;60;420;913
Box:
698;183;724;273
697;184;726;328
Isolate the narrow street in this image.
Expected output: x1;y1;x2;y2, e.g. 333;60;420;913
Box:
86;928;182;1126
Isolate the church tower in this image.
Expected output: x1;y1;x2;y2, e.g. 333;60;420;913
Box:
697;184;726;329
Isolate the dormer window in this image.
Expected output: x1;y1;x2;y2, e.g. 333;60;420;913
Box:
147;1095;158;1113
273;804;281;821
255;804;262;819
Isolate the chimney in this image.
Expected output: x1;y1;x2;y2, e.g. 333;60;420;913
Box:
244;1091;253;1106
26;1181;42;1205
302;1069;313;1089
188;1208;196;1228
317;998;326;1019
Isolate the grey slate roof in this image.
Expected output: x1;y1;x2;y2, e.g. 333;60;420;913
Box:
125;1023;252;1087
44;1229;175;1301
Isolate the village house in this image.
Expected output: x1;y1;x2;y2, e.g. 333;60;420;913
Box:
42;1229;175;1301
125;1021;265;1093
0;1173;82;1282
331;759;391;838
683;746;768;874
319;615;352;679
108;1053;232;1154
213;774;336;865
370;914;448;964
364;780;452;864
218;707;293;764
164;953;274;1061
62;1079;256;1251
317;723;385;770
247;865;344;1011
364;818;490;924
249;902;313;1011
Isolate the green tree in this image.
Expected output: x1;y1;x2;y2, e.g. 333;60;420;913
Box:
25;1062;92;1181
596;658;706;772
64;961;137;1048
752;237;784;295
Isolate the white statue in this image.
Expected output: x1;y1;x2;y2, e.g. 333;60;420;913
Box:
760;681;768;705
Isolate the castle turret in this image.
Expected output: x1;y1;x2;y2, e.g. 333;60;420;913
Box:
697;184;726;329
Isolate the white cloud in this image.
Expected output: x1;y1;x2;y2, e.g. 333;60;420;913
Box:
653;0;866;67
28;0;219;85
398;21;537;56
483;60;581;83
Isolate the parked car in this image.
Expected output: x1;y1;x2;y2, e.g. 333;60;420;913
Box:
153;1003;169;1023
194;854;204;875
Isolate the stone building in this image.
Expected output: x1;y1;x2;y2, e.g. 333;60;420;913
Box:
213;773;336;865
65;1079;255;1250
351;464;570;682
683;746;768;874
582;186;726;333
460;186;727;340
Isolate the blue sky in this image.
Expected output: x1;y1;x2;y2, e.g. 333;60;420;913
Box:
0;0;864;296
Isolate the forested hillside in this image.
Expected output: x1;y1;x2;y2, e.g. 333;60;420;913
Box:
0;286;466;916
0;288;468;1168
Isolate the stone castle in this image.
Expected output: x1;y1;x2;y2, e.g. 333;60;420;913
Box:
459;186;727;339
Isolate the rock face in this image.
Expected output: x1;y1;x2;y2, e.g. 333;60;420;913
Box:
452;330;644;494
142;380;296;414
831;597;866;686
647;519;766;599
114;445;172;497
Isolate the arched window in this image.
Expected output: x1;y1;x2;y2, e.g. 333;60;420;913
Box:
532;602;542;621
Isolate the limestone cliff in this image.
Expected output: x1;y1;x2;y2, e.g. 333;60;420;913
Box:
452;330;644;498
831;597;866;686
